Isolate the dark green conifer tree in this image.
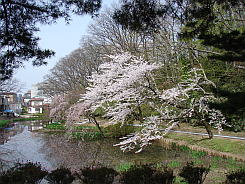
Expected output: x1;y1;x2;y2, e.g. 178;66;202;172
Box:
0;0;101;80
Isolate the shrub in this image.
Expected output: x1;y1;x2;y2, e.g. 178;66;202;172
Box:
226;117;244;132
80;166;118;184
225;168;245;184
120;164;175;184
179;162;210;184
0;162;47;184
45;167;75;184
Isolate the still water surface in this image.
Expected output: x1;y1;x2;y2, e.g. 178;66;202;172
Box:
0;121;201;171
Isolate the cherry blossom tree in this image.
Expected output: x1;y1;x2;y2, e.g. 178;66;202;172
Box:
66;101;105;137
49;94;70;122
72;52;227;152
49;93;80;122
82;52;160;122
115;67;228;152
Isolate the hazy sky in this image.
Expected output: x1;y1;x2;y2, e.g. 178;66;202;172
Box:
16;0;119;92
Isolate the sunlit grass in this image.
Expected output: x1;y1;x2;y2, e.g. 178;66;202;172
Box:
165;133;245;156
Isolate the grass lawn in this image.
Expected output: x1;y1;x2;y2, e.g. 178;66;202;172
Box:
0;119;11;128
164;123;245;159
166;133;245;156
0;116;43;128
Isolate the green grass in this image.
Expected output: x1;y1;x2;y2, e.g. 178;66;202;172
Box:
210;156;245;171
0;116;45;128
192;160;204;166
45;123;65;130
116;162;134;172
174;176;188;184
167;161;181;168
178;145;191;152
0;117;41;128
226;158;241;170
212;156;223;162
13;117;42;122
70;132;82;139
0;120;11;128
210;156;223;170
0;114;47;128
190;150;206;159
165;133;245;156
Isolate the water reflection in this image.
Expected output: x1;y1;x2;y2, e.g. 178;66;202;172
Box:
0;121;54;170
0;123;24;145
28;122;43;131
0;121;205;172
41;134;189;171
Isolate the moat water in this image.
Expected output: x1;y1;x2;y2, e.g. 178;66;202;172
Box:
0;120;241;172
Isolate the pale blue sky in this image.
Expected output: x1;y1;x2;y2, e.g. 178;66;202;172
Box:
16;0;119;92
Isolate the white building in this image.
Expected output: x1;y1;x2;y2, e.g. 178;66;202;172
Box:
28;98;44;114
25;84;51;114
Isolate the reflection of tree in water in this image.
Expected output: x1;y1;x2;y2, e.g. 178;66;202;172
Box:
41;134;192;171
41;134;118;170
0;123;26;170
0;121;45;145
0;123;25;145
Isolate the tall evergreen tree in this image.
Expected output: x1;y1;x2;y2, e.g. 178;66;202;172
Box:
0;0;101;80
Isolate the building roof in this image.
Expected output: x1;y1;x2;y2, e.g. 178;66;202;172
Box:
29;98;44;101
0;92;17;95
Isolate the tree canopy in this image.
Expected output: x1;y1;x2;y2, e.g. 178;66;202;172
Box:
113;0;245;62
0;0;101;80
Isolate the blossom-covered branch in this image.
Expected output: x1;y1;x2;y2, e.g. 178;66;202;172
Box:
82;52;160;123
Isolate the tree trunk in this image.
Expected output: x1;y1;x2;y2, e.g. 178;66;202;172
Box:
91;116;105;138
137;105;144;123
203;121;213;139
